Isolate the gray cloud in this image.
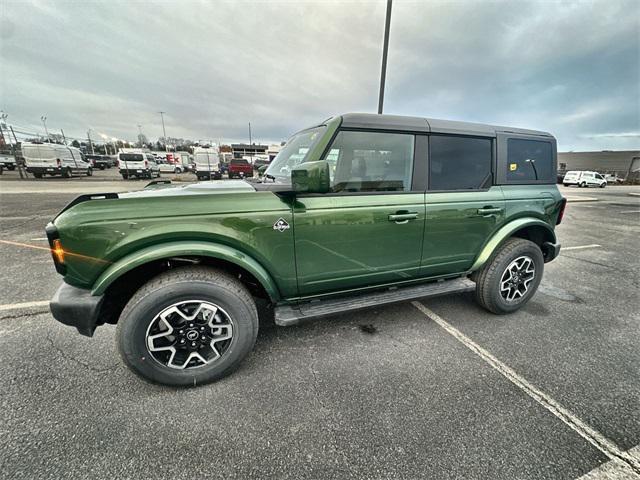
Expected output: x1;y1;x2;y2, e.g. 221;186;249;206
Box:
1;0;638;150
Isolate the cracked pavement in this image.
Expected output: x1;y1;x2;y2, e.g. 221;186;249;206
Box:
0;179;639;479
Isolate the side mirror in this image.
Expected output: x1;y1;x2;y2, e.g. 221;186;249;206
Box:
291;161;330;194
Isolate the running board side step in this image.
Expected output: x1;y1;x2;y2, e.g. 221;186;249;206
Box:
275;277;475;326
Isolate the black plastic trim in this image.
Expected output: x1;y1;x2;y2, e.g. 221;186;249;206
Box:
50;282;104;337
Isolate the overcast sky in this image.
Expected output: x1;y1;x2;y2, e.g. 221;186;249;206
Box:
1;0;638;150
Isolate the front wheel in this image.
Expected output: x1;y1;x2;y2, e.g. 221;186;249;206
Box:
62;167;72;178
580;182;587;188
121;174;128;180
116;266;259;387
473;238;544;314
86;168;93;177
600;183;606;188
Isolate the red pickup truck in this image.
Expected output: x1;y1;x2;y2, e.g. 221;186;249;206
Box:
228;159;253;179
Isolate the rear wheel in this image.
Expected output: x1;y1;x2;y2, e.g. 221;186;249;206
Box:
473;238;544;314
62;167;72;178
86;167;93;176
116;266;259;387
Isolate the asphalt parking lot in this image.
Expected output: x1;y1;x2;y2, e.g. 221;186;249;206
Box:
1;172;639;479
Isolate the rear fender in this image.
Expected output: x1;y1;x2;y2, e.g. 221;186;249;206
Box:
91;241;280;301
470;218;556;272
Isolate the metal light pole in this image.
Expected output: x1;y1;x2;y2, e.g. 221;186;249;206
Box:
378;0;393;114
159;111;167;152
41;115;50;142
87;129;94;154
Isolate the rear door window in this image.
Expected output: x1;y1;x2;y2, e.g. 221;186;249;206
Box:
429;135;492;190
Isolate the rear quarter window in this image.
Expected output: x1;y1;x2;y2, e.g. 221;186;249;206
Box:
506;139;553;182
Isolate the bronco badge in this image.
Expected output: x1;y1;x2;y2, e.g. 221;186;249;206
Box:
273;218;290;232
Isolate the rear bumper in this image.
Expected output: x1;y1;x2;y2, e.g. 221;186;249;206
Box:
27;166;62;175
120;168;151;175
50;282;104;337
542;241;561;262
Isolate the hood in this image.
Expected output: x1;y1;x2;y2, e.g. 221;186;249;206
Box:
119;179;255;199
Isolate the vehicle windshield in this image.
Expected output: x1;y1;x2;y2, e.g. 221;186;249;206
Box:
264;126;326;182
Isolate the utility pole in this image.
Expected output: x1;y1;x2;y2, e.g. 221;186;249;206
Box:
41;115;50;142
248;122;253;163
378;0;393;114
87;129;94;154
159;111;167;152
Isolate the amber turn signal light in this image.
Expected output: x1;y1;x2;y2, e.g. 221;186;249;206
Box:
52;239;65;264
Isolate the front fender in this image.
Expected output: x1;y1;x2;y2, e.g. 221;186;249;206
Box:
469;218;556;272
91;241;281;301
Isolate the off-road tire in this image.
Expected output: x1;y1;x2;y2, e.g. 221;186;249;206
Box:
116;266;258;387
473;237;544;314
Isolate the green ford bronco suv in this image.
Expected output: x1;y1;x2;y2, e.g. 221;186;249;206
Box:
47;113;565;386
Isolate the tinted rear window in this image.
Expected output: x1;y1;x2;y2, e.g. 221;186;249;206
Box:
506;139;553;182
119;154;144;161
231;159;249;165
429;136;492;190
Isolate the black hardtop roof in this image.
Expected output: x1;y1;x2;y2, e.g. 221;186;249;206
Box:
338;113;552;138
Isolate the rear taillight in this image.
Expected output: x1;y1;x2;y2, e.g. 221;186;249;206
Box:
556;198;567;225
144;160;149;168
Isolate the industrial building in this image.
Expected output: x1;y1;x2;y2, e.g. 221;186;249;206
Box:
558;150;640;182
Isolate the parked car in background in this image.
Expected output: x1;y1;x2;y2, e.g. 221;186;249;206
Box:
117;150;160;179
252;154;271;171
562;170;606;188
228;158;253;178
194;147;222;180
174;152;192;172
47;112;564;387
604;173;624;184
0;152;16;170
86;154;112;170
22;142;92;178
157;159;184;174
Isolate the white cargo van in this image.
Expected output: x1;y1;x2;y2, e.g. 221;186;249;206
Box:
562;170;606;188
193;147;222;180
117;150;160;179
22;142;92;178
0;153;16;170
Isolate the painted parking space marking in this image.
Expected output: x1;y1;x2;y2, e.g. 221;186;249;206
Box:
619;210;640;214
563;244;602;251
578;445;640;479
0;300;49;312
412;301;640;475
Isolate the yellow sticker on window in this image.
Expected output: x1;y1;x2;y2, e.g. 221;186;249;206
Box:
509;163;517;171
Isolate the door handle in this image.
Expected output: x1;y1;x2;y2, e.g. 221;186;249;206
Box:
388;212;418;223
477;207;503;216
